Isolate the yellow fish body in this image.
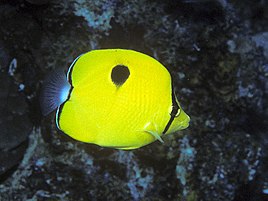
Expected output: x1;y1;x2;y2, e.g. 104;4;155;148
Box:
41;49;190;150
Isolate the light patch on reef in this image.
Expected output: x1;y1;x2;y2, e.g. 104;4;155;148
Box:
18;84;25;92
8;58;17;76
176;136;196;196
114;151;154;201
242;146;261;181
73;0;116;34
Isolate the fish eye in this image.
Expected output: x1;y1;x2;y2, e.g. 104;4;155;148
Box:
111;65;130;86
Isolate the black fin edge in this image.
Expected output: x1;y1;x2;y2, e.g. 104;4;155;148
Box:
56;54;82;128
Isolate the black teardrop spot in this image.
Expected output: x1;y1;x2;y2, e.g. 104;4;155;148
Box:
111;65;130;86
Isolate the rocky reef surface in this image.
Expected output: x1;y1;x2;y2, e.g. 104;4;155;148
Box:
0;0;267;200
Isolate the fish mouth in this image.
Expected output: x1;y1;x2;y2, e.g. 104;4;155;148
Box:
176;120;189;131
180;113;190;129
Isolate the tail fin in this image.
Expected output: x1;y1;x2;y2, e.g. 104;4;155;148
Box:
40;69;71;116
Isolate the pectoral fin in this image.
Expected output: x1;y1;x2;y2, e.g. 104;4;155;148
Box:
145;130;164;143
143;122;164;143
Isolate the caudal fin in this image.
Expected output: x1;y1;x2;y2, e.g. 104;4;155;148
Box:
40;69;71;116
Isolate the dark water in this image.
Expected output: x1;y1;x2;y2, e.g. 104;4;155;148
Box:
0;0;267;200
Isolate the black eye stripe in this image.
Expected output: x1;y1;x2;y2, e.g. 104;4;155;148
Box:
162;78;179;134
111;65;130;86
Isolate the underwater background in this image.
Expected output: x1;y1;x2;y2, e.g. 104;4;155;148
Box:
0;0;267;200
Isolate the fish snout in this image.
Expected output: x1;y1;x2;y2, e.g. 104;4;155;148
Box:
168;109;190;134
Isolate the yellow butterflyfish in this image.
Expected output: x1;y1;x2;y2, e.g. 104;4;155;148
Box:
40;49;190;150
